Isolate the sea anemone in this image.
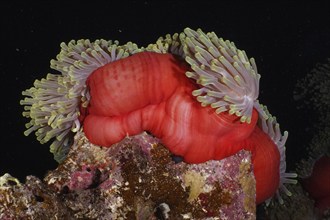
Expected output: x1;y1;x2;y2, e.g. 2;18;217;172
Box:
21;28;296;205
21;39;141;162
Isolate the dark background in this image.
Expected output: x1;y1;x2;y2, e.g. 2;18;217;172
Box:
0;1;329;194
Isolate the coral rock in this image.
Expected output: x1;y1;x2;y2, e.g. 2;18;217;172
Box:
1;131;256;219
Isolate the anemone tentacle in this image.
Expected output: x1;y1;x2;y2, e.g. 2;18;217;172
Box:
146;32;184;57
259;105;298;204
20;40;142;162
179;28;266;123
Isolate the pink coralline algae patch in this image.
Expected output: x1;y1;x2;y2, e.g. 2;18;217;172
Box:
68;165;97;190
0;131;256;219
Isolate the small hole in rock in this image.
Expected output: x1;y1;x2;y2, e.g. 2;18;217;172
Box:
34;195;44;202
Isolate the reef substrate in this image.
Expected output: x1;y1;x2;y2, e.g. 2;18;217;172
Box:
0;131;256;219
